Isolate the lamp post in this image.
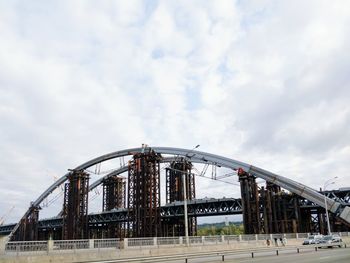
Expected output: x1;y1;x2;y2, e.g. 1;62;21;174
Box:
183;144;200;246
323;177;337;235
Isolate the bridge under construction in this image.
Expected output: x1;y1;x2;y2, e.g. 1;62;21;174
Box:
1;146;349;241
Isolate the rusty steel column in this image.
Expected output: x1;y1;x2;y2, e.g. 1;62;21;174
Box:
13;205;40;241
127;149;162;237
165;158;196;236
103;176;126;211
62;170;89;240
102;175;126;238
238;168;260;234
263;182;302;234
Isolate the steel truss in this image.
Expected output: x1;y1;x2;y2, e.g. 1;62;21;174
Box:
62;170;89;240
10;146;350;241
237;169;349;234
238;168;260;234
127;149;162;237
13;205;39;241
2;196;349;238
164;159;197;237
98;176;126;238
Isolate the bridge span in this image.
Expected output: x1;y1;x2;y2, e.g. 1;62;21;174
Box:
2;146;350;241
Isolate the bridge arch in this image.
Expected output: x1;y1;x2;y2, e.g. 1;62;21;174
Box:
9;146;350;238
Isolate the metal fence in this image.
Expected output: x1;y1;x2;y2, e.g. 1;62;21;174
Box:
3;232;349;253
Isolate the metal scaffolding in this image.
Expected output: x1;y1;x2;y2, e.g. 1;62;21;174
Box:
103;176;126;211
238;168;302;234
62;170;89;240
164;158;197;237
260;182;301;234
13;205;39;241
238;168;260;234
101;175;126;238
127;149;162;237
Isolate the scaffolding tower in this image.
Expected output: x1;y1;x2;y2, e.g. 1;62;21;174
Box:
164;158;197;236
101;175;126;238
62;170;89;240
127;149;162;237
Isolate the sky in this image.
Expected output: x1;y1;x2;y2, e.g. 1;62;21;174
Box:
0;0;350;225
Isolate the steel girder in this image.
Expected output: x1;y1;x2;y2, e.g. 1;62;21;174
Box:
9;146;350;239
1;195;349;236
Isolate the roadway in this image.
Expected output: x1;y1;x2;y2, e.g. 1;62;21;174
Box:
82;247;350;263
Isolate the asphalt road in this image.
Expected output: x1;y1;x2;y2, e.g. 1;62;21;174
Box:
179;247;350;263
227;248;350;263
87;247;350;263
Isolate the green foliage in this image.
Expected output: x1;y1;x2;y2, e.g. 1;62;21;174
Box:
197;222;244;236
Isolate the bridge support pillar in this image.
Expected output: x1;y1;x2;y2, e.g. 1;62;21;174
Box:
164;158;196;237
102;176;126;238
238;168;260;234
127;149;162;237
13;205;40;241
62;170;89;240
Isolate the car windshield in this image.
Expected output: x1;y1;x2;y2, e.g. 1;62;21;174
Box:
309;235;314;239
323;236;332;240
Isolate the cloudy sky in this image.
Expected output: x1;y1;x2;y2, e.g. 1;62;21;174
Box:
0;0;349;224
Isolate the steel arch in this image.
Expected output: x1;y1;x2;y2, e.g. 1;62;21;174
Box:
9;146;350;239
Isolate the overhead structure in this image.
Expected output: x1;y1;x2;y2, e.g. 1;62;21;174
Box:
164;158;197;236
102;176;126;211
100;176;126;238
127;149;162;237
13;205;39;241
238;168;302;234
7;146;350;240
238;168;260;234
62;170;89;240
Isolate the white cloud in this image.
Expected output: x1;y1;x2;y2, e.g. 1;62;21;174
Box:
0;0;349;224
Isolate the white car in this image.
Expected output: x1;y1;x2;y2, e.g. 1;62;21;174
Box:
302;234;323;245
319;234;343;248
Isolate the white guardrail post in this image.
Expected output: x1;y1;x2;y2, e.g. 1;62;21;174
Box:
0;237;6;255
123;238;128;249
89;239;94;249
47;239;53;252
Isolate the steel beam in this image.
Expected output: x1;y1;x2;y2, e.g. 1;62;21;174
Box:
9;146;350;240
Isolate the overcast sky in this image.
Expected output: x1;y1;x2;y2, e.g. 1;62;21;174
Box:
0;0;349;224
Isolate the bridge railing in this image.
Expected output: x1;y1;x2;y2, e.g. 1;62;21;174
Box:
3;232;350;253
157;237;180;245
5;241;48;252
94;238;121;249
53;239;89;250
127;237;154;247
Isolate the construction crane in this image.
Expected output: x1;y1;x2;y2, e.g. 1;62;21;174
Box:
0;205;15;225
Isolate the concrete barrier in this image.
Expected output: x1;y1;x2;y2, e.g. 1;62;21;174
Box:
0;239;299;263
1;235;349;263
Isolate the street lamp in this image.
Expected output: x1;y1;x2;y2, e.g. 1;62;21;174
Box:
323;177;337;235
183;144;200;246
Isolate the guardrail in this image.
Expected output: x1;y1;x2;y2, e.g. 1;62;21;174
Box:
2;232;349;254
